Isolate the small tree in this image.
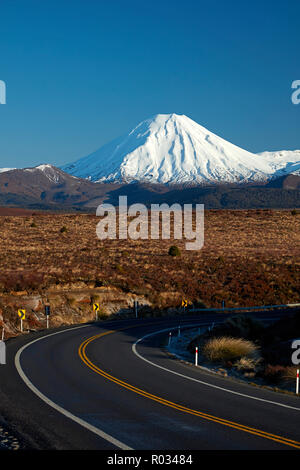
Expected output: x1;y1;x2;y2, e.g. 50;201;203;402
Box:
168;245;181;257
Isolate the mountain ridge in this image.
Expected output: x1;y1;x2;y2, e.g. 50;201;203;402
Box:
0;114;299;210
0;164;299;211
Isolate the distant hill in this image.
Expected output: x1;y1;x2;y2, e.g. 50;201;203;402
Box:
266;173;300;190
0;165;120;211
0;164;299;211
103;183;300;210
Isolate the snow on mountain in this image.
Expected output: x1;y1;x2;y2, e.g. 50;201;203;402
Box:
257;150;300;177
62;113;277;185
0;168;15;173
24;164;78;184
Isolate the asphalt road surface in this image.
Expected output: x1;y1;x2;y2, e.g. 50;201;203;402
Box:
1;311;300;450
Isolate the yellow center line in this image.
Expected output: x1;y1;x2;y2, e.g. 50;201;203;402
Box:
78;329;300;450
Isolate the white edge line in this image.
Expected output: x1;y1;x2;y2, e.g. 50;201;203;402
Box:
14;324;133;451
132;325;300;412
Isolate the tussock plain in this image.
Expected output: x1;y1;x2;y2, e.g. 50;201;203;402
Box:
0;209;298;312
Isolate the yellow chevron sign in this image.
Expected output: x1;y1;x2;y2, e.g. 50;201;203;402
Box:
93;303;100;311
18;309;26;320
181;300;188;308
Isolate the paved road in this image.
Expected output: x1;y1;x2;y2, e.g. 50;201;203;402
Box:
1;311;300;450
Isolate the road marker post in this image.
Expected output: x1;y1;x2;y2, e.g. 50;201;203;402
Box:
178;326;181;337
168;332;172;346
18;309;26;332
134;300;139;319
0;339;5;365
45;305;50;329
0;328;5;364
297;370;299;395
195;346;198;366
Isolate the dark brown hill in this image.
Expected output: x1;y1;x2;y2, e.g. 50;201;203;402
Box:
0;165;299;210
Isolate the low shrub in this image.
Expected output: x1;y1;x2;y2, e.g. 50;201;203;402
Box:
202;336;258;362
262;364;286;384
194;298;207;309
67;297;77;307
168;245;181;257
234;356;262;372
282;366;299;382
224;315;265;341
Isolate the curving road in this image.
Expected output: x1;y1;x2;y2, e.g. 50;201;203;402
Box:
1;312;300;450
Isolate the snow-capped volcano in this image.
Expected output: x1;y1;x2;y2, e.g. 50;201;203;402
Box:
62;114;299;185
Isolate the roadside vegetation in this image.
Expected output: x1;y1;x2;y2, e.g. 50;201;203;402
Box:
0;209;298;310
188;312;300;392
168;245;181;256
202;337;257;362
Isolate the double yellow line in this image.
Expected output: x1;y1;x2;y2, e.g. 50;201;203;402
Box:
78;330;300;449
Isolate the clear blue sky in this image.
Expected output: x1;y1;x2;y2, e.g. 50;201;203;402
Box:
0;0;299;168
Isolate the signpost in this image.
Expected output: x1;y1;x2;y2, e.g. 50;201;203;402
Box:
93;303;100;320
182;299;188;313
18;309;26;332
45;305;50;329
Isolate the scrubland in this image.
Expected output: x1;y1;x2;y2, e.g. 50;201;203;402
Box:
0;209;298;308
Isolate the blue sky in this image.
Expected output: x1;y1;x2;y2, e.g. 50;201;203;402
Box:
0;0;299;168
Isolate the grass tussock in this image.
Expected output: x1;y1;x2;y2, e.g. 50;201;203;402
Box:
233;356;262;372
202;336;258;362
